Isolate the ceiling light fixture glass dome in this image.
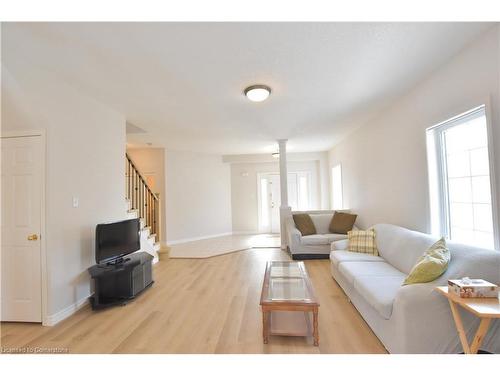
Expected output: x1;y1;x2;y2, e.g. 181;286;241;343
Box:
244;85;271;102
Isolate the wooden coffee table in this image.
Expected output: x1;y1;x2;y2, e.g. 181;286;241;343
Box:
260;261;320;346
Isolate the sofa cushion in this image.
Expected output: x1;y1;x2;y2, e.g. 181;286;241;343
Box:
338;261;405;284
323;233;348;243
293;214;316;236
373;224;437;274
330;250;385;269
309;214;333;234
353;275;406;319
329;211;357;234
301;234;330;246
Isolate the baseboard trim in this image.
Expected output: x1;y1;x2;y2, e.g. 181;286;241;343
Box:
231;231;261;235
44;295;90;326
166;232;233;246
232;231;282;236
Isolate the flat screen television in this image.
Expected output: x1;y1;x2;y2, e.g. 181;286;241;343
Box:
95;218;140;264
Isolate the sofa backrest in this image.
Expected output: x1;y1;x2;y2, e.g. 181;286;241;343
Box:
373;224;437;274
292;210;353;235
373;223;500;280
437;242;500;285
310;214;333;234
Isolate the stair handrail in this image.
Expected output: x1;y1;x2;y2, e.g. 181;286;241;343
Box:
125;153;160;240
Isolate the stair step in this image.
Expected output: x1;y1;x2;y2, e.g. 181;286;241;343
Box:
157;245;169;261
127;209;139;219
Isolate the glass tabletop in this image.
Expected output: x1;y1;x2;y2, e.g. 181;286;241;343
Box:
267;261;311;301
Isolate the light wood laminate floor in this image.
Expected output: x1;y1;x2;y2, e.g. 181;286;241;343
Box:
0;248;386;354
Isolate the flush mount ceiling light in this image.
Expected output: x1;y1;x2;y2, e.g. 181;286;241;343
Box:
244;85;271;102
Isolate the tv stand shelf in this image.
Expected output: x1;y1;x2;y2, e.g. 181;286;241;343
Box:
88;252;153;310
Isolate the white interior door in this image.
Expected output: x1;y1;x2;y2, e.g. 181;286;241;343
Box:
1;136;43;322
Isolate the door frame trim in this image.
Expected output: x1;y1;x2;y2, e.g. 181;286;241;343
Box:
1;129;48;325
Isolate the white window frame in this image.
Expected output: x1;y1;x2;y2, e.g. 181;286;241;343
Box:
331;163;344;210
426;104;499;250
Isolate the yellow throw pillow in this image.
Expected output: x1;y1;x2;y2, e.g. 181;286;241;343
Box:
348;229;378;256
403;238;450;285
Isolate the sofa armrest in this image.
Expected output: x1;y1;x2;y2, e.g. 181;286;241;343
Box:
285;216;302;250
390;283;475;353
331;239;349;251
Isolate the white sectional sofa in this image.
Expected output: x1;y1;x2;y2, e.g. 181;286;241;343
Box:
330;223;500;354
286;210;358;260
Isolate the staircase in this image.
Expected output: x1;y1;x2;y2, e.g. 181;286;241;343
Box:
125;154;161;262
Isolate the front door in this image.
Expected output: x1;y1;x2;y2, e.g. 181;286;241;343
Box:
1;135;43;322
259;173;301;234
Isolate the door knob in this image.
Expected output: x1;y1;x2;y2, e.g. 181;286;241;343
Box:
27;234;38;241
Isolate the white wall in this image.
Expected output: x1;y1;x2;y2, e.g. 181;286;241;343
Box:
229;156;325;233
2;54;126;319
165;150;232;244
328;26;500;234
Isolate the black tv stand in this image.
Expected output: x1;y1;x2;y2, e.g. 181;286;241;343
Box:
101;256;131;267
88;252;154;310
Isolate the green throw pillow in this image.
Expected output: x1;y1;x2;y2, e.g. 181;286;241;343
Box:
403;238;450;285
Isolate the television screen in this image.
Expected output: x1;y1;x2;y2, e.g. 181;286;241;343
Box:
95;218;140;263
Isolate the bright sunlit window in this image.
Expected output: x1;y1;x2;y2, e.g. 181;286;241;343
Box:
332;164;343;210
260;178;269;228
426;105;496;249
297;173;310;211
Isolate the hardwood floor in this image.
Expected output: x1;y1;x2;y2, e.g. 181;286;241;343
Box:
0;248;386;354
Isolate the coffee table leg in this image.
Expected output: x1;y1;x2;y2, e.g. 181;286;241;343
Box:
262;310;269;344
313;307;319;346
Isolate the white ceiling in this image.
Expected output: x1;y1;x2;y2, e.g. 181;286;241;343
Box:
2;22;494;154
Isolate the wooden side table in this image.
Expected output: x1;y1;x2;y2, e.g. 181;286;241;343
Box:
435;286;500;354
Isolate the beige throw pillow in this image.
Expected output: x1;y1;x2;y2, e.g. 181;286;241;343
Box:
348;229;378;256
329;211;357;234
293;214;317;236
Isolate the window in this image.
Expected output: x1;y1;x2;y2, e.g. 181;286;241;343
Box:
286;172;311;211
331;164;343;210
298;174;309;210
426;105;496;249
259;178;269;228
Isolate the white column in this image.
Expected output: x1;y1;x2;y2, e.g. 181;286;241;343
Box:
278;139;292;250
